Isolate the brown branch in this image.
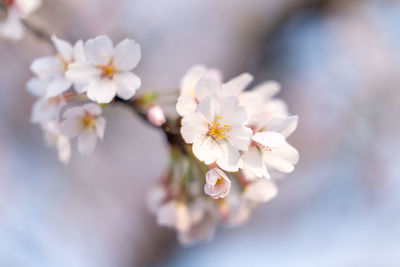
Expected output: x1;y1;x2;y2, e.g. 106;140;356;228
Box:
21;19;52;44
115;97;189;155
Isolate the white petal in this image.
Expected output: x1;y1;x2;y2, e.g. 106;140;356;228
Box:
87;79;117;104
62;106;84;119
251;80;281;99
222;73;253;95
156;201;191;232
180;64;208;95
114;72;141;100
219;96;247;126
216;142;240;172
30;56;63;79
242;146;270;179
59;118;79;138
266;116;298;137
196;96;218;122
65;63;101;84
57;136;71;165
252;131;285;148
51;35;73;61
263;142;299;173
15;0;42;16
180;112;209;143
45;76;72;98
83;103;102;116
78;132;98;155
95;117;106;139
264;99;289;120
73;83;88;94
26;77;47;97
113;39;141;71
228;125;252;151
195;76;220;101
176;94;197;117
0;9;24;40
192;136;220;165
73;40;86;63
244;179;277;203
84;35;114;65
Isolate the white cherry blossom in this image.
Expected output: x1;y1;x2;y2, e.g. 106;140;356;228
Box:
0;0;41;40
40;121;71;165
204;168;231;199
66;35;141;104
241;116;299;179
30;95;67;124
60;103;106;155
181;95;252;172
243;178;278;203
176;64;222;116
156;200;191;232
29;35;86;98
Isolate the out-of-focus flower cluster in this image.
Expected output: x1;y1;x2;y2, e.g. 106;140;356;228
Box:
0;0;41;40
149;65;299;245
27;35;142;164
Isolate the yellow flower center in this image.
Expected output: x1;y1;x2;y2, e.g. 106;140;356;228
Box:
209;116;231;140
215;178;225;185
99;59;118;78
79;115;95;131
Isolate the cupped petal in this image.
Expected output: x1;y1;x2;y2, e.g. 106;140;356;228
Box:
87;79;117;104
180;112;209;143
192;136;220;165
263;142;299;173
216;142;240;172
30;56;63;78
95;117;106;139
266;116;298;137
84;35;113;65
65;63;101;84
222;72;253;96
114;72;141;100
45;76;72;98
180;64;208;95
195;76;220;101
83;103;102;116
176;94;197;117
113;39;141;71
252;131;285;148
78;132;97;155
51;35;73;61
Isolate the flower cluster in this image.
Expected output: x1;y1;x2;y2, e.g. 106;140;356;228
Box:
149;65;299;245
27;35;142;163
0;0;41;40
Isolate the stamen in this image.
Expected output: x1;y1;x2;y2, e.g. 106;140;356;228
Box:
209;115;231;140
215;178;224;185
99;58;118;78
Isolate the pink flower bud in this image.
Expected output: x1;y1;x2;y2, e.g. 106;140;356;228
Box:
147;104;166;126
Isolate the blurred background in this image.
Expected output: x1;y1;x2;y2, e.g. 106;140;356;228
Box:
1;0;400;266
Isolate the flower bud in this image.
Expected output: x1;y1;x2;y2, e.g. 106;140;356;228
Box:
204;168;231;199
147;104;166;126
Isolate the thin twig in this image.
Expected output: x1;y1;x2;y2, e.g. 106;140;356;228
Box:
21;19;52;44
115;97;188;155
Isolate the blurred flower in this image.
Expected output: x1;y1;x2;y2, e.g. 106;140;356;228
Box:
40;120;71;165
0;0;41;40
181;95;252;171
29;36;86;98
147;104;166;126
30;95;66;124
243;178;278;203
60;103;106;155
204;168;231;199
66;35;141;103
176;64;222;116
156;200;191;232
